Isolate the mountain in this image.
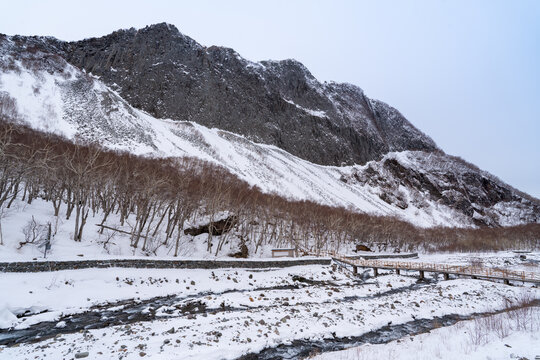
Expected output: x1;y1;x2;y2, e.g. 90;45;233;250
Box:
0;26;538;228
35;23;437;166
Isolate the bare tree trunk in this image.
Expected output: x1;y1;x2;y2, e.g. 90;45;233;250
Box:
6;181;19;208
142;204;159;251
77;207;89;242
98;200;115;234
52;199;62;217
66;189;74;220
254;221;268;254
153;203;171;239
174;217;186;257
207;227;213;253
74;202;80;241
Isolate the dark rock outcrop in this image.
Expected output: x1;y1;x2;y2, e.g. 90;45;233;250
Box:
355;244;373;252
184;215;238;236
229;244;249;259
346;152;540;226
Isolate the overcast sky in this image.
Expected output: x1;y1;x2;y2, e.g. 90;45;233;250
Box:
1;0;539;197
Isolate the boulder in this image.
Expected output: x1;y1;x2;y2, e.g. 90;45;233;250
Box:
355;244;372;252
184;215;237;236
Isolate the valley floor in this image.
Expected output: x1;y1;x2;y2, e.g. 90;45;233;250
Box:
0;263;539;359
1;196;539;358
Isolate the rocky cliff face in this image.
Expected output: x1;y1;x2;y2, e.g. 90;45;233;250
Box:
342;152;540;227
40;23;437;166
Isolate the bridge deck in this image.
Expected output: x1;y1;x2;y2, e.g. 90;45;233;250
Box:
318;251;540;284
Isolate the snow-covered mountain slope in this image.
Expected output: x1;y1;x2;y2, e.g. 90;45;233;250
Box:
41;23;437;167
0;35;538;228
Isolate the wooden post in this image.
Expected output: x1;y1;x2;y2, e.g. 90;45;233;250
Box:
443;273;449;280
373;268;378;277
395;268;400;275
419;270;424;280
353;265;357;275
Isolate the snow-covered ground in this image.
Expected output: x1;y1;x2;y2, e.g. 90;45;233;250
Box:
0;195;296;261
1;264;538;359
0;265;345;330
311;307;540;360
1;184;537;358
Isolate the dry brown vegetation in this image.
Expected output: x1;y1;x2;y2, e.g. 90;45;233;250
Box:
0;120;539;255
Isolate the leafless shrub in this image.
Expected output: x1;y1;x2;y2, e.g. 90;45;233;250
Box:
504;292;538;332
462;304;539;353
98;229;117;254
469;313;511;342
19;216;48;249
142;235;165;256
466;318;489;348
484;313;510;340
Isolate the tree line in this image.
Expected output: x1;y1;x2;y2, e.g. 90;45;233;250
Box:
0;120;538;255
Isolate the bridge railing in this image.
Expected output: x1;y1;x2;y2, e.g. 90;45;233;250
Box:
305;249;540;283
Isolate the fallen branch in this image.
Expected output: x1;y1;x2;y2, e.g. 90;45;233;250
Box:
95;224;147;239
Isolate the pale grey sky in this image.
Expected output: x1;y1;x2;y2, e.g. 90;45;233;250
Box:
1;0;539;197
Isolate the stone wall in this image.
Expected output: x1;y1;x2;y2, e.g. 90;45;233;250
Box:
0;258;331;273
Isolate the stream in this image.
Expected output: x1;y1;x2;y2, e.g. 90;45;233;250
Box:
0;276;425;347
237;305;540;360
0;283;299;346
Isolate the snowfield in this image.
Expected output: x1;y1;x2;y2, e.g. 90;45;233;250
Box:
1;192;538;358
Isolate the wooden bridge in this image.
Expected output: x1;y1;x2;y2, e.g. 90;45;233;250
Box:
314;251;540;285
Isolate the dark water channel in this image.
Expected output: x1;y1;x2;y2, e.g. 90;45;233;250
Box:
0;283;300;346
236;307;535;360
0;275;428;347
